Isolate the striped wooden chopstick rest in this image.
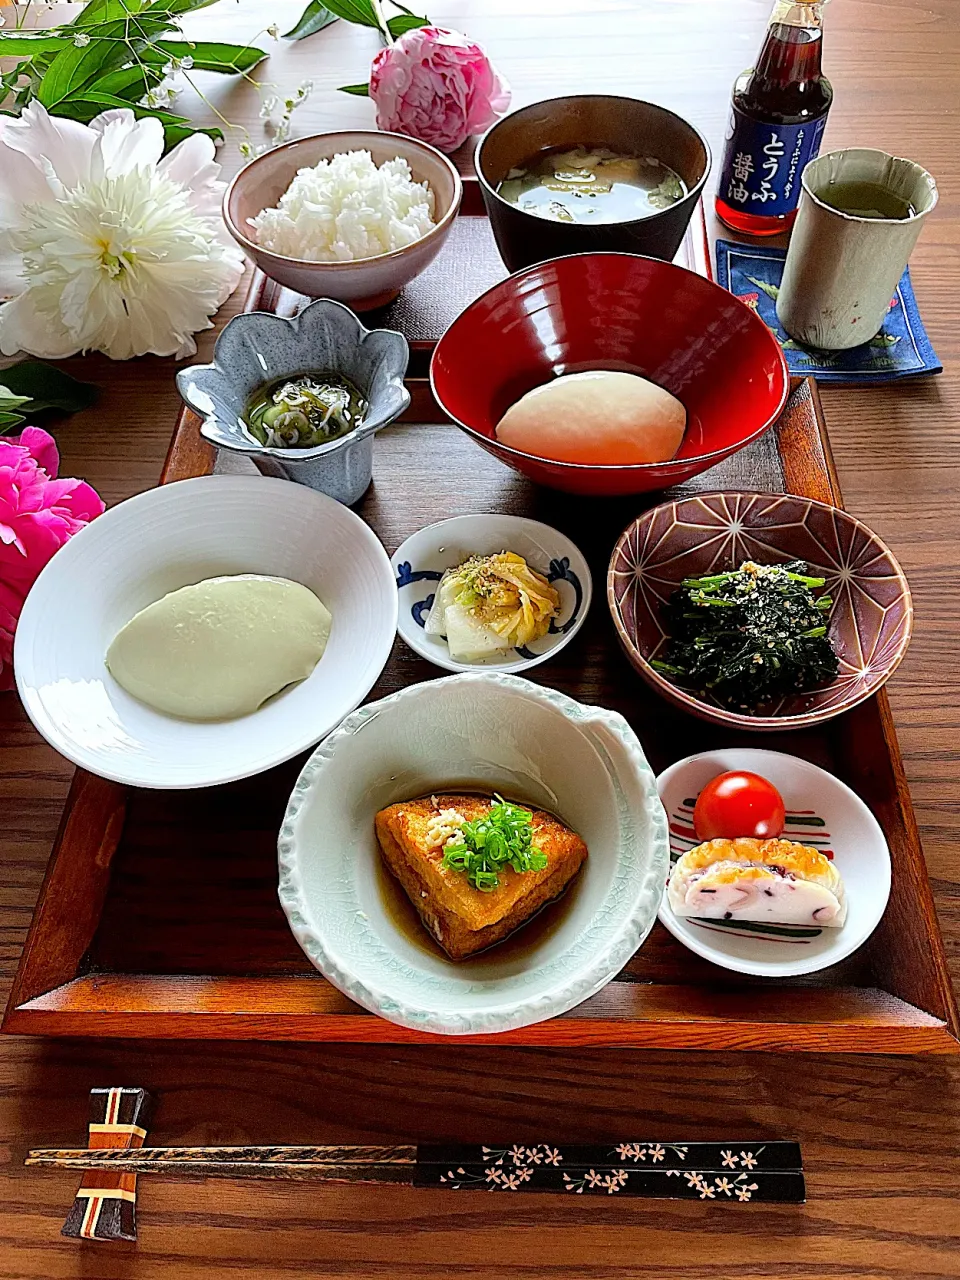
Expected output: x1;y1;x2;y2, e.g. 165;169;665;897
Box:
28;1139;804;1202
60;1088;150;1242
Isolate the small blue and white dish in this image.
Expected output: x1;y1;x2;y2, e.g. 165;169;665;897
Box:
176;298;410;506
391;514;592;674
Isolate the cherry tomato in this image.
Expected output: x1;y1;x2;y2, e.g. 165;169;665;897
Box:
693;770;786;841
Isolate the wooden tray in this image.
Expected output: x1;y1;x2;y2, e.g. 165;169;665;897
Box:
4;187;957;1052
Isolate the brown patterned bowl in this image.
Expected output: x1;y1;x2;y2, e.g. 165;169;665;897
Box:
607;492;913;731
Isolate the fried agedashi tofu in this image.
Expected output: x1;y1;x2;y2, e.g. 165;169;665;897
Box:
375;794;587;960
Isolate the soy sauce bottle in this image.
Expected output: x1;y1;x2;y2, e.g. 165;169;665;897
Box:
715;0;833;236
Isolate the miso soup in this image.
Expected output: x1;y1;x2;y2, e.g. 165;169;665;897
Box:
496;146;687;225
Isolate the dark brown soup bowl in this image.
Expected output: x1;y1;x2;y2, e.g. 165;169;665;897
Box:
475;95;711;272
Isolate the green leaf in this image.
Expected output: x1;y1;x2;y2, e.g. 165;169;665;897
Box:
161;120;221;148
154;38;269;73
0;33;69;57
386;12;428;37
0;410;27;434
51;90;187;124
144;0;221;14
69;0;149;25
338;82;370;95
319;0;378;28
0;388;32;412
50;91;220;150
0;363;99;415
80;63;160;100
283;1;339;40
37;17;175;108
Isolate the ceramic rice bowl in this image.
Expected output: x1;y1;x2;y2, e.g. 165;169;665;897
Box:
222;130;462;310
278;672;668;1035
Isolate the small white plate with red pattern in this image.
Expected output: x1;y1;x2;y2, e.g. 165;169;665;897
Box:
656;747;890;978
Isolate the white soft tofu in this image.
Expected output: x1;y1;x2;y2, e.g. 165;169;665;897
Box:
442;602;507;663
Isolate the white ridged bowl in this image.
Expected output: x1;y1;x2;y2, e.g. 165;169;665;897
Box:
278;672;668;1035
14;475;397;789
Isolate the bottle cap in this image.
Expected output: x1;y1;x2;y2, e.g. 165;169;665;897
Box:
770;1;828;27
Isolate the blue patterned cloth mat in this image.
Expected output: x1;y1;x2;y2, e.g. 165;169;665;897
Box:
715;239;941;383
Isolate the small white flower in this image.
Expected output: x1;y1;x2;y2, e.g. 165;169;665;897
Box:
267;22;280;37
739;1151;758;1170
699;1184;716;1200
647;1144;665;1163
714;1177;734;1196
721;1150;739;1169
0;103;244;360
73;32;91;47
260;93;283;124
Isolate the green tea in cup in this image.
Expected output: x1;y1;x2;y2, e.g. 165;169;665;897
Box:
814;180;917;220
776;147;937;350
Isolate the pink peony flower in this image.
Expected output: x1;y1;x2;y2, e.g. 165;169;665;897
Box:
370;27;511;154
0;426;103;690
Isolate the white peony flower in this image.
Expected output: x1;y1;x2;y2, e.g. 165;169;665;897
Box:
0;103;246;360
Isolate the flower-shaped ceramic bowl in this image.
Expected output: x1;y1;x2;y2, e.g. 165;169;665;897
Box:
608;492;913;731
278;672;669;1035
176;298;411;506
391;514;592;674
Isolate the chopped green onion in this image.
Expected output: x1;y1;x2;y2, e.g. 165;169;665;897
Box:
442;796;547;892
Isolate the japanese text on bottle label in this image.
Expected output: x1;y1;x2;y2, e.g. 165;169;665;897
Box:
719;108;827;217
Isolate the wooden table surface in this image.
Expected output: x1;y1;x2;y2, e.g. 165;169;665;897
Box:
2;1;960;1275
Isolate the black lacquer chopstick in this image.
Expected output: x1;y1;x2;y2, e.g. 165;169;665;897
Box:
26;1141;804;1202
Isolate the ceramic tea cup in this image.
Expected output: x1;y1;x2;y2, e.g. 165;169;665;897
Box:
776;148;938;350
176;298;410;505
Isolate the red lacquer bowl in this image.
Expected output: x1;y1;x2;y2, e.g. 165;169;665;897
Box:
430;253;789;496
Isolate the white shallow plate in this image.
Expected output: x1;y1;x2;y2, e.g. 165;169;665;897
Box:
657;748;891;977
279;672;668;1035
392;515;592;673
14;474;397;789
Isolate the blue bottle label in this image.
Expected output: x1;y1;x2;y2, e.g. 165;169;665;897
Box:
719;106;827;216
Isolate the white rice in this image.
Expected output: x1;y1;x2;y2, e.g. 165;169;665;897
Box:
251;150;437;262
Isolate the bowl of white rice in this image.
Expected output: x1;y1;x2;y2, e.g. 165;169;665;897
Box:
224;131;463;310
